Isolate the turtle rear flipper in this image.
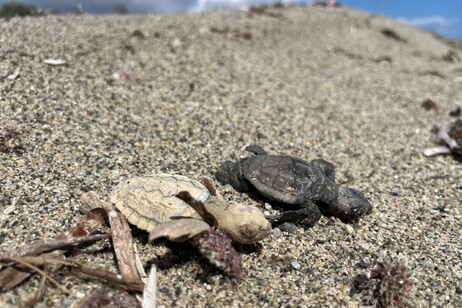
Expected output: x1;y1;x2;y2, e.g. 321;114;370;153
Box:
311;159;336;182
245;144;268;155
266;200;321;228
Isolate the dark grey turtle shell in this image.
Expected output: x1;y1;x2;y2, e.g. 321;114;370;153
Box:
242;155;326;205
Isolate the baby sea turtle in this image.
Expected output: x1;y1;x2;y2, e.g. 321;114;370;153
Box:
216;145;372;227
110;173;272;245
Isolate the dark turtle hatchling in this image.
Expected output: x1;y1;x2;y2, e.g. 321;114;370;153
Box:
216;145;372;227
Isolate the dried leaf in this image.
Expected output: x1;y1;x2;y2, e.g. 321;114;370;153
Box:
0;266;36;291
59;208;107;239
80;192;142;285
149;218;209;243
0;257;72;295
79;192;108;214
107;207;142;284
142;265;157;308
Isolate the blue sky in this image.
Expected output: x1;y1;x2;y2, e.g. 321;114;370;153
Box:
1;0;461;39
341;0;462;40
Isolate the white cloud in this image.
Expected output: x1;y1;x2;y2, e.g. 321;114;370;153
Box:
193;0;294;11
398;16;457;27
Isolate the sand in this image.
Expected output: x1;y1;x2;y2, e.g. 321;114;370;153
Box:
1;4;461;307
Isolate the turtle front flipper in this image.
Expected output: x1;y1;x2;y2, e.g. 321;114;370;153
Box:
266;200;321;227
149;218;210;243
215;160;251;192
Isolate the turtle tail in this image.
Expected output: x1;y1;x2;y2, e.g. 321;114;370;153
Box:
215;161;250;192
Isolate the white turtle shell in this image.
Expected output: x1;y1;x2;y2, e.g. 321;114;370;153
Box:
110;174;210;232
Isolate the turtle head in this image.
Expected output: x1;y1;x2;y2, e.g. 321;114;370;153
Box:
333;186;372;222
216;203;272;244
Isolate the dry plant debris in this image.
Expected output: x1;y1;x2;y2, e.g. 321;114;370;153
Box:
248;3;285;19
193;228;243;279
0;192;148;305
423;116;462;157
0;119;23;154
43;58;67;66
360;260;415;308
420;98;440;113
141;265;157;308
175;191;243;279
0;69;20;81
209;27;253;40
380;28;407;43
0;207;107;292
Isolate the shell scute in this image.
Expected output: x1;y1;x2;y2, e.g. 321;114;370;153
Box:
110;174;209;232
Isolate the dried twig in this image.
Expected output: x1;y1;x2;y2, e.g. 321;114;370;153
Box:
1;257;72;295
0;191;145;294
0;207;108;291
0;119;23;154
1;234;110;259
34;256;48;304
176;191;218;227
72;261;144;292
0;256;144;293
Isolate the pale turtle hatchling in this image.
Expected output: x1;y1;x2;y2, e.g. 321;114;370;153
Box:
109;173;272;245
216;145;372;227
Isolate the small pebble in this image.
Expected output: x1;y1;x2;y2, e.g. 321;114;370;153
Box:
7;219;18;228
344;224;355;235
257;279;268;286
278;222;298;234
359;242;371;251
272;228;282;238
290;260;301;270
3;204;15;215
264;203;272;210
356;259;368;269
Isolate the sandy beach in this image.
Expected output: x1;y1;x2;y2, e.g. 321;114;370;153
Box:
1;4;461;307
